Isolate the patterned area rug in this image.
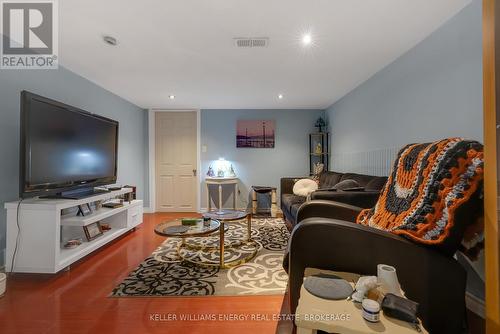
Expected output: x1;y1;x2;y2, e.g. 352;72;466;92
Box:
111;217;289;297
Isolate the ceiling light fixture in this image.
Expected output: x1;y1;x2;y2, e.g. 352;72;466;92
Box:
302;34;312;46
278;94;284;99
169;95;175;100
103;35;118;46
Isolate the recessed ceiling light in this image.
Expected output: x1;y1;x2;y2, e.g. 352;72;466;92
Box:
169;95;175;100
103;35;118;46
302;34;312;46
278;94;284;99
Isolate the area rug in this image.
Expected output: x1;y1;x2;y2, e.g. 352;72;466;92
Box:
111;217;289;297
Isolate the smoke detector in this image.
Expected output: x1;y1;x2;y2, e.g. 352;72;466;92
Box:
103;35;118;46
234;37;269;48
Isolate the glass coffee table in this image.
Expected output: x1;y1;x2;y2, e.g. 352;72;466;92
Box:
154;211;258;268
154;218;222;238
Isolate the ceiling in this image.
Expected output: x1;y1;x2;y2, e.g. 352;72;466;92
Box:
59;0;471;110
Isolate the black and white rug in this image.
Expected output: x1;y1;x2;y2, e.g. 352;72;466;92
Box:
111;217;289;297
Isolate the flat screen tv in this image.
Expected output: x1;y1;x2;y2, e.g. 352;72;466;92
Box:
20;91;119;199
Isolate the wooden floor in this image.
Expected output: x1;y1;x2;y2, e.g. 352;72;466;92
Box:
0;213;286;334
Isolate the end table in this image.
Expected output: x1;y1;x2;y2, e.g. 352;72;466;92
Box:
205;177;238;214
295;273;428;334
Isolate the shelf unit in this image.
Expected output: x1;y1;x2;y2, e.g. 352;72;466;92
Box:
61;202;134;227
4;188;143;273
309;132;330;174
58;223;135;269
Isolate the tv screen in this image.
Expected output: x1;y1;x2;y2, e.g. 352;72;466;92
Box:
20;91;119;198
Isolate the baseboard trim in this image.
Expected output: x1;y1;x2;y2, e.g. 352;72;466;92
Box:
199;207;248;213
0;249;4;272
143;207;154;213
146;207;254;214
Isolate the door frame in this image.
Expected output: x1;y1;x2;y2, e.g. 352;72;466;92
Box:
483;0;500;332
148;109;201;213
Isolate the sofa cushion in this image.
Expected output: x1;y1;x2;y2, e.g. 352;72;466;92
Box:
332;179;361;191
365;176;388;191
281;194;306;213
318;171;343;188
290;203;302;221
339;173;376;187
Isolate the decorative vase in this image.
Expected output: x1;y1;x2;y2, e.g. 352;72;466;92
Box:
228;164;236;177
315;143;322;154
207;166;215;177
314;117;326;133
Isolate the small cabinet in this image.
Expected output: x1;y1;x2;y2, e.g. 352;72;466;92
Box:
128;203;144;228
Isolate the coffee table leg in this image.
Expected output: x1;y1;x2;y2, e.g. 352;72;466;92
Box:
219;222;225;267
247;214;252;241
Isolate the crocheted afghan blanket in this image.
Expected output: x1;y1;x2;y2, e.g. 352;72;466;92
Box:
356;138;483;247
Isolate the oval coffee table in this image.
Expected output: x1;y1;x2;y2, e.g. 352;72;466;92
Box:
154;212;258;268
202;210;258;268
154;218;222;238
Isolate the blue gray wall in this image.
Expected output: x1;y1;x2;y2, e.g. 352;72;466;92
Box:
325;0;483;175
0;67;148;267
201;109;324;209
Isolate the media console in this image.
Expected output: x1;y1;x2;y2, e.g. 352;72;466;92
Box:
4;188;143;273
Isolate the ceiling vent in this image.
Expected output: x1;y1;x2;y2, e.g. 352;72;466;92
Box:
234;37;269;48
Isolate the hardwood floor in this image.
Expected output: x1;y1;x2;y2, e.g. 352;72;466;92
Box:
0;213;285;334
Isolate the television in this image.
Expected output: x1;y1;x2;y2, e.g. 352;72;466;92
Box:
20;91;119;199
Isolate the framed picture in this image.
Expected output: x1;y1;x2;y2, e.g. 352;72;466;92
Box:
83;222;103;241
236;120;275;148
77;203;93;216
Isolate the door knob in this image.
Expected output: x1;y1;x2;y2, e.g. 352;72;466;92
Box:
193;169;197;176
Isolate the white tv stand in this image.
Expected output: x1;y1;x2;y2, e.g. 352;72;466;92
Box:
4;188;143;273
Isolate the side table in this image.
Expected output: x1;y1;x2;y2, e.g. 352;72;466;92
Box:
295;273;428;334
205;177;239;214
251;186;278;217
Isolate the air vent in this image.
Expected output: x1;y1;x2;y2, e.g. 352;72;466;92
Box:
234;37;269;48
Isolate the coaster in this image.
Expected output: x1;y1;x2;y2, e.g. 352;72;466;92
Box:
164;225;189;234
304;274;353;300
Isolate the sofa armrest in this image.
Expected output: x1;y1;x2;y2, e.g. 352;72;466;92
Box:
280;177;304;195
286;218;466;334
282;201;363;273
296;200;362;223
310;190;380;208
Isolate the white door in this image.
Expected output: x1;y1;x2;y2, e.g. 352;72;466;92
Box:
155;111;197;212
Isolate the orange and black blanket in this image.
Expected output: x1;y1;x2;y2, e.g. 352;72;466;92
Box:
357;138;484;259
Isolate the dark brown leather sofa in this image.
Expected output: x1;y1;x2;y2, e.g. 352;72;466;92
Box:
280;171;387;226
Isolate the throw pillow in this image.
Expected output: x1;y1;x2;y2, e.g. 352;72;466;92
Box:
332;179;360;191
293;178;319;197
